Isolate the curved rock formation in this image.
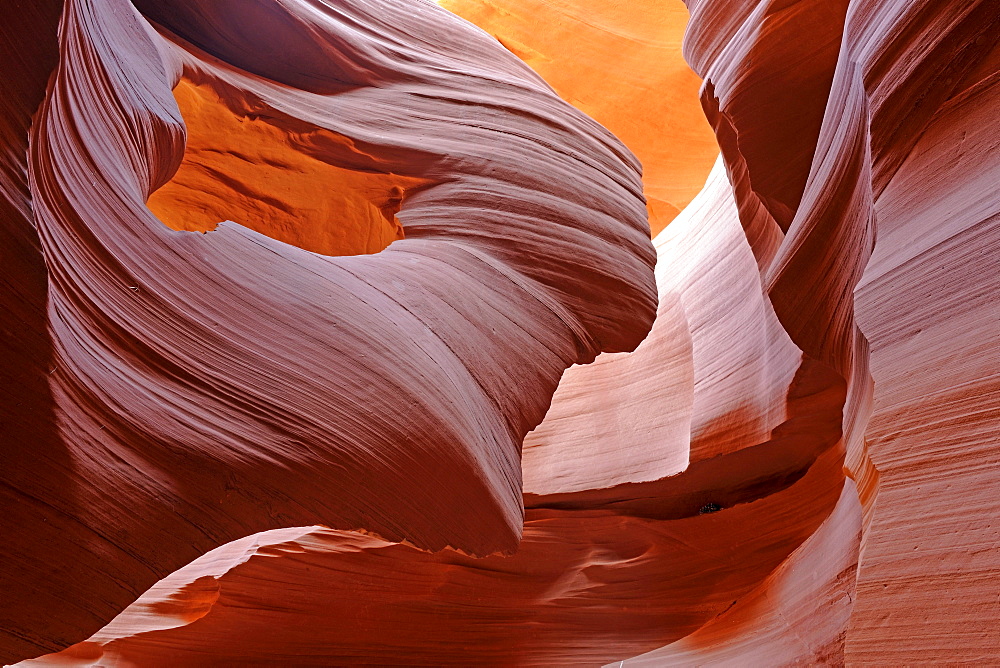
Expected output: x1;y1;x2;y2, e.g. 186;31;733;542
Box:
1;0;656;661
22;159;849;666
5;0;1000;664
436;0;720;235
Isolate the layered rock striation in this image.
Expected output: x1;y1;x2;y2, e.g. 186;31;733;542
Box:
3;0;1000;665
1;0;656;661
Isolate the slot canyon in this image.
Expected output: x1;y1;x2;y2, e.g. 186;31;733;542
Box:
1;0;999;665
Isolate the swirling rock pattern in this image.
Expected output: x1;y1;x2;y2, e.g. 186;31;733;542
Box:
19;159;849;666
1;0;656;661
4;0;1000;665
436;0;720;234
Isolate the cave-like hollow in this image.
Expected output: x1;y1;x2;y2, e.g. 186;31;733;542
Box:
147;71;423;257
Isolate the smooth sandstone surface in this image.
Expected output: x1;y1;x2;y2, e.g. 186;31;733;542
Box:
22;443;849;666
23;159;848;666
620;480;863;667
1;0;658;660
437;0;719;235
4;0;1000;665
146;75;424;256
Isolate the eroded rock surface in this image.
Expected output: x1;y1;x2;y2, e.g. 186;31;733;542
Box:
1;0;656;660
4;0;1000;665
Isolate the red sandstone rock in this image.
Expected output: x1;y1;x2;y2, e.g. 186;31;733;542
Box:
619;480;863;667
0;0;656;660
20;448;848;666
22;156;849;667
624;0;1000;663
436;0;720;235
4;0;1000;664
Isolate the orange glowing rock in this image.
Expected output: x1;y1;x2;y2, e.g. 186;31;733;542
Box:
4;0;1000;664
437;0;718;234
148;75;425;256
0;0;656;660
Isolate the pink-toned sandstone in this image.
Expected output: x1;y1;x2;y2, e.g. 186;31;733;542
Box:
3;0;999;665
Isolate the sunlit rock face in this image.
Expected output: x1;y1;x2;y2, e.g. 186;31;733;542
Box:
146;74;422;256
18;160;850;667
0;0;656;661
437;0;721;235
4;0;1000;666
